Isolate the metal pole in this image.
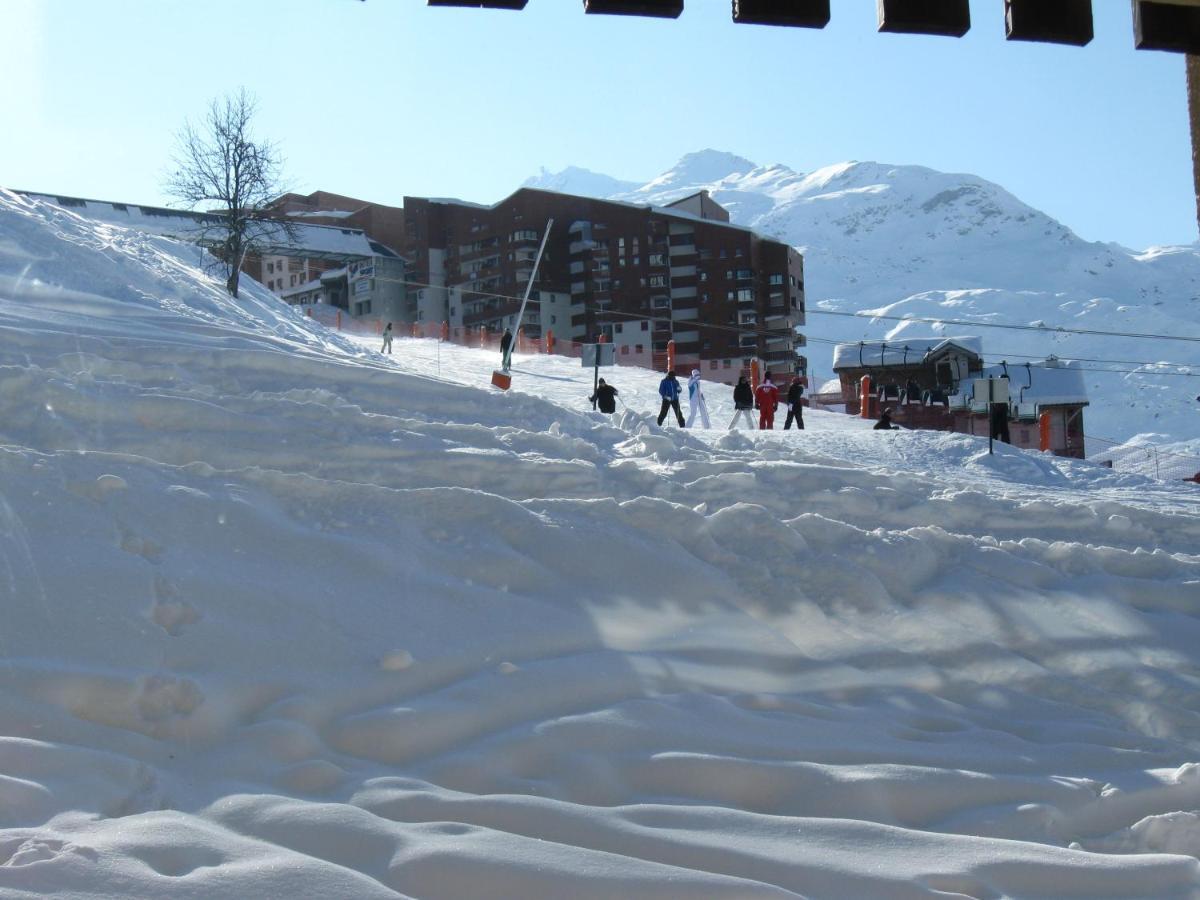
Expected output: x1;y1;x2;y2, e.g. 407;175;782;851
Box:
988;376;995;455
592;355;600;410
512;219;554;340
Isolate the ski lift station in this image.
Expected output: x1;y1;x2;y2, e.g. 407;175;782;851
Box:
829;337;1089;457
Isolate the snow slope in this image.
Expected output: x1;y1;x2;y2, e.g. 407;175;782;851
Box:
2;189;1200;898
526;151;1200;450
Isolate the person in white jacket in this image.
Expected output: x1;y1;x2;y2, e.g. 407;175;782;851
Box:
685;369;711;429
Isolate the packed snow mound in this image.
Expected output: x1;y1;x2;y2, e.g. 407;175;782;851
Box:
2;190;1200;898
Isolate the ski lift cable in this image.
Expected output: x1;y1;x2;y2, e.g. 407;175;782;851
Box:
808;308;1200;344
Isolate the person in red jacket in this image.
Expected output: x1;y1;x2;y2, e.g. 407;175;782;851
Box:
755;373;779;429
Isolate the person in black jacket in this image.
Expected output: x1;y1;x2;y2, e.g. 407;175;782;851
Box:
874;409;898;430
589;378;618;414
784;376;805;430
729;375;755;430
500;327;514;372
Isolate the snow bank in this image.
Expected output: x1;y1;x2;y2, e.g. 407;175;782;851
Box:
1;190;1200;897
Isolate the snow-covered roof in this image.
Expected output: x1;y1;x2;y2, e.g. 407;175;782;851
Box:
832;336;983;370
17;191;378;260
983;359;1088;406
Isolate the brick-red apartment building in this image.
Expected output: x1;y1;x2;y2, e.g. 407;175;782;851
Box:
401;188;806;380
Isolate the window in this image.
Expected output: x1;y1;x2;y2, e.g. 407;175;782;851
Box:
719;249;727;259
769;274;784;285
723;359;732;368
550;315;556;324
710;359;718;369
615;323;624;334
726;271;733;280
699;272;708;282
648;275;666;288
635;344;644;354
737;288;754;302
267;262;275;274
510;229;538;242
735;248;744;258
640;321;649;331
727;291;735;301
701;293;709;303
649;253;665;267
737;269;752;280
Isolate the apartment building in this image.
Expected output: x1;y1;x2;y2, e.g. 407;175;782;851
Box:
401;188;806;380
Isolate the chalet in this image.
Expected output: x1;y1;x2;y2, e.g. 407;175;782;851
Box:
831;337;1089;458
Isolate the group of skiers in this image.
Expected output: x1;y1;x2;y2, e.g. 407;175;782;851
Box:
594;369;805;431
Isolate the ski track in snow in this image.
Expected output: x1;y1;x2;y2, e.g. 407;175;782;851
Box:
1;190;1200;897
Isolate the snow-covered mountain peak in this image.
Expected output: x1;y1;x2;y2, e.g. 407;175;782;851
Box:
519;165;640;200
638;149;758;193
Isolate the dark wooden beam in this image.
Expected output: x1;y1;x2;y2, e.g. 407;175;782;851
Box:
1005;0;1093;46
877;0;970;37
732;0;830;28
583;0;683;17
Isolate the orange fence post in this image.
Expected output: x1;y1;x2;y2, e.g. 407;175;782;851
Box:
517;326;524;352
375;320;383;334
441;321;449;341
336;311;342;331
666;339;675;373
598;333;608;343
860;374;872;418
305;307;312;317
1039;411;1052;451
546;329;555;355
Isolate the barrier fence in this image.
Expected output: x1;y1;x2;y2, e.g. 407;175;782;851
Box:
301;305;755;381
1086;433;1200;484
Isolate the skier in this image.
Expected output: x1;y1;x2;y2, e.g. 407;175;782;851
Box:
783;375;805;430
685;369;711;429
500;327;514;372
381;321;393;354
589;378;618;414
874;408;898;430
728;375;755;430
656;370;686;428
755;373;780;430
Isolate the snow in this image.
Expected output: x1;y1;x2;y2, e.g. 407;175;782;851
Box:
2;188;1200;898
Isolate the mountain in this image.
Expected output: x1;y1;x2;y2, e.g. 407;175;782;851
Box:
531;152;1200;450
521;165;641;199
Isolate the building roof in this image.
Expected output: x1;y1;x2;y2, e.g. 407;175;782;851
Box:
982;359;1089;406
832;336;984;370
16;191;379;261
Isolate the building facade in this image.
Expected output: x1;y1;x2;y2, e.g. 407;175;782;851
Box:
400;188;806;381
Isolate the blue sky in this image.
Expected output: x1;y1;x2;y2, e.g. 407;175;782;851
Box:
1;0;1192;249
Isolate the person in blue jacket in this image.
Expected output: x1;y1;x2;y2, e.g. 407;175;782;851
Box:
656;370;686;428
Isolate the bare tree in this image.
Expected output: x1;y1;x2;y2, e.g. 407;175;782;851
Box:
166;88;295;298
